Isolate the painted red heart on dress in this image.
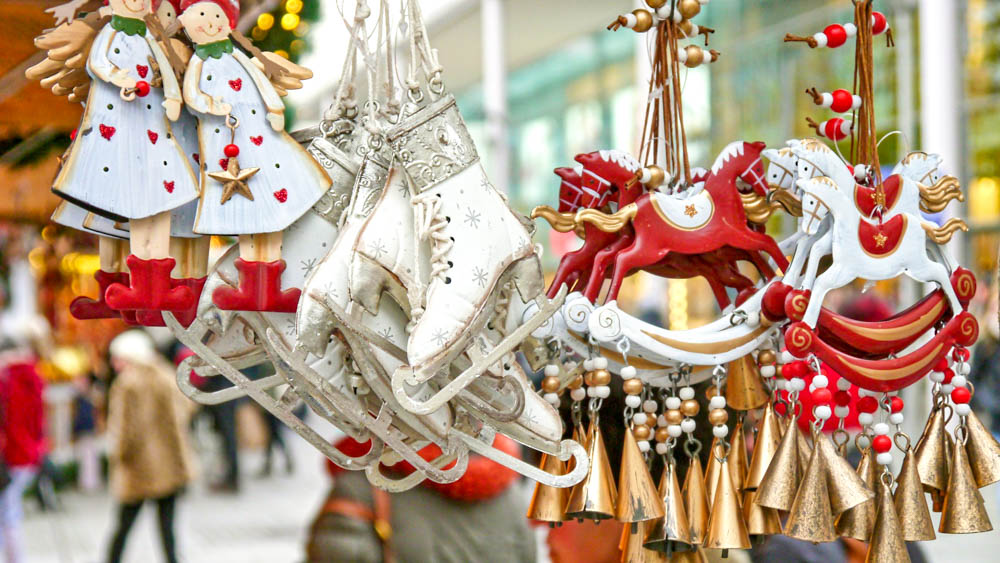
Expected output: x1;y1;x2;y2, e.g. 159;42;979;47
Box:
147;130;158;144
136;65;148;78
250;136;263;146
163;180;175;193
99;124;115;140
219;158;228;169
192;153;200;164
273;189;288;203
229;78;242;91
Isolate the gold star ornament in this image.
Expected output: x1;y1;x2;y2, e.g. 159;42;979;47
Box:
873;232;888;248
684;204;698;217
209;157;259;205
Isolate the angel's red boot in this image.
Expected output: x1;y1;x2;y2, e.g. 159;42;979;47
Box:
105;255;196;312
69;270;126;320
212;259;301;313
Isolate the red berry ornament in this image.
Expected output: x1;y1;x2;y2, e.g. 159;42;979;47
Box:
834;390;852;407
953;348;970;361
823;24;848;47
224;144;240;158
822;117;852;141
830;89;860;113
812;388;832;404
890;396;904;413
135;81;150;97
783;360;806;380
872;434;892;454
942;368;955;384
951;387;971;404
857;396;878;414
872;12;888;35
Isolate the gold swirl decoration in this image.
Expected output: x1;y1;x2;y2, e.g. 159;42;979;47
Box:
785;323;814;356
740;191;774;224
919;176;964;213
531;205;586;239
786;292;809;321
954;270;976;301
958;314;979;345
923;217;968;244
743;187;805;224
575;203;638;234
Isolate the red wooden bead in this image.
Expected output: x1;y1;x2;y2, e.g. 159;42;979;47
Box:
812;388;832;404
857;396;878;414
135;80;150;97
872;434;892;453
834;390;852;407
890;396;904;413
872;12;888;35
830;89;854;113
934;358;949;372
823;118;851;141
953;348;970;361
951;387;971;404
942;368;954;384
824;24;848;48
224;144;240;158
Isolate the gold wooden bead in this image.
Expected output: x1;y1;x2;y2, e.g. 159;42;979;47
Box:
665;409;684;425
542;376;560;394
633;424;652;441
567;374;584;390
622;378;643;396
583;371;595;387
680;399;700;417
591;369;611;386
643;166;665;188
678;19;695;37
775;364;783;378
757;350;776;365
705;386;722;399
645;0;667;9
678;0;701;19
683;45;704;68
655;427;671;442
633;9;654;32
708;408;729;426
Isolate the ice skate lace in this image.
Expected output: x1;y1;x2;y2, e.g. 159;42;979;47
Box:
409;192;453;329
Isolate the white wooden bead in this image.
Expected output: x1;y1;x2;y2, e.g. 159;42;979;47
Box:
544;364;560;377
858;413;874;426
955;403;971;416
656;442;669;455
941;384;954;394
595;385;611;398
586;387;597;398
836;378;852;391
570;388;586;402
583;358;595;371
814;405;832;420
712;424;729;438
789;378;806;391
668;425;683;438
638;440;651;453
857;435;871;449
812;375;829;389
760;365;776;378
593;357;608;370
633;413;648;426
643;400;658;413
873;422;890;436
679;386;696;400
620;365;637;379
665;397;681;410
929;371;944;383
951;375;967;388
889;412;904;425
709;396;726;410
834;405;850;418
657;414;668;427
544;392;560;406
681;418;697;433
959;362;971;376
625;395;642;409
781;350;796;363
876;452;893;466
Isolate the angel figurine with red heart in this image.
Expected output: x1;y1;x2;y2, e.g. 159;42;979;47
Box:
179;0;330;313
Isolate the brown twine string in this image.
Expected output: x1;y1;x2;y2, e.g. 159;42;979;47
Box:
853;0;882;186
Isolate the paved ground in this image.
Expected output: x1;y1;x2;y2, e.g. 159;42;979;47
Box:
19;412;1000;562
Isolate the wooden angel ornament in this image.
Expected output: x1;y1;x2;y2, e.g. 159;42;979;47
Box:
178;0;330;313
49;0;201;314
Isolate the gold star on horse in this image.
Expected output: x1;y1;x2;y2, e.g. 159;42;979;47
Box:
684;204;697;217
874;232;888;247
209;157;258;205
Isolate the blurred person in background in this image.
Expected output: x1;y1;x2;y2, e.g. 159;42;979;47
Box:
0;338;46;563
970;275;1000;506
306;434;535;563
105;331;196;563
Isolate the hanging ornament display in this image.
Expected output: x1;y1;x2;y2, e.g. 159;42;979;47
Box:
26;1;999;558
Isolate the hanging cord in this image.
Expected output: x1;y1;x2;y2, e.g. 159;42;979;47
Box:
322;0;370;123
852;0;882;186
404;0;444;103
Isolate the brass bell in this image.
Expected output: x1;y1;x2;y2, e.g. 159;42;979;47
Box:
644;458;693;555
566;420;617;522
814;430;873;516
866;477;911;563
963;410;1000;488
795;422;812;470
914;406;949;494
703;458;751;552
939;436;993;534
703;438;726;507
622;520;669;563
755;414;802;511
893;445;936;541
743;489;782;542
746;402;782;491
526;454;569;525
784;438;837;543
835;447;877;541
682;454;710;545
728;419;750;493
725;355;770;410
668;547;708;563
617;428;665;523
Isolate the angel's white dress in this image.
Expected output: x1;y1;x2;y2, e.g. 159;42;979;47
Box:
169;109;202;238
52;17;199;222
184;41;330;235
